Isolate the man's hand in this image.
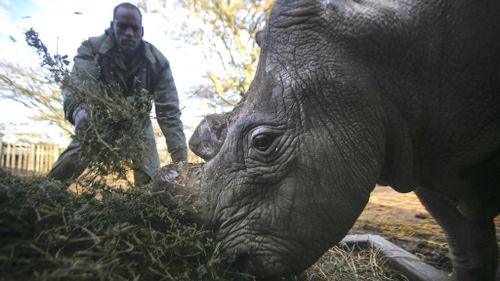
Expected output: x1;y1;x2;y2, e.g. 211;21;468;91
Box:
72;105;88;126
170;148;187;163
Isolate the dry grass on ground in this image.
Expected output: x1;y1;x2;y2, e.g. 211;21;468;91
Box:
301;243;409;281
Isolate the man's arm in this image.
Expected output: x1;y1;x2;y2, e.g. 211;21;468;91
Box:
154;62;188;163
63;40;100;125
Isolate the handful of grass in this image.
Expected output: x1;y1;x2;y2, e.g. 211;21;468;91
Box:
0;173;254;281
72;82;152;181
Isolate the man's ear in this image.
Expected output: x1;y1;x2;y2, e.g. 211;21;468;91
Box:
110;21;114;31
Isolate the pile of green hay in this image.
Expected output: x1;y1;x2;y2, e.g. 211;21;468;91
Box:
0;172;413;281
0;173;254;281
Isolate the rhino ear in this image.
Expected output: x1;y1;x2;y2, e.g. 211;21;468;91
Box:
189;114;228;161
255;30;264;47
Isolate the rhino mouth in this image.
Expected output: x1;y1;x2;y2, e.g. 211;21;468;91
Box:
231;248;293;277
217;230;305;278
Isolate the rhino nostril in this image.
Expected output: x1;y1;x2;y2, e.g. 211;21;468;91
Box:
233;253;251;271
233;253;269;277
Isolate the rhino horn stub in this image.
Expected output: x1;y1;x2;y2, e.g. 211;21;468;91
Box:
151;166;180;193
152;163;209;224
189;113;228;161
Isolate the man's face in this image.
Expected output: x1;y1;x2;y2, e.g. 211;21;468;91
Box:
112;7;143;55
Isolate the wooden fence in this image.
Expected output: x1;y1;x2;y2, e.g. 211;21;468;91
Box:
1;142;203;176
0;142;65;175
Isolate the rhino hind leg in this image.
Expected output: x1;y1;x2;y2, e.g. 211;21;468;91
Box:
415;187;498;281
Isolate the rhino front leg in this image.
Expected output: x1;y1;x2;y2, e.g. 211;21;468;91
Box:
415;187;498;281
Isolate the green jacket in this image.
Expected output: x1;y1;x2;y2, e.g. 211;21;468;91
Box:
63;29;187;163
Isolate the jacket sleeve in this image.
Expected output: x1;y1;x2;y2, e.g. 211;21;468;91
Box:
63;40;100;124
154;61;187;156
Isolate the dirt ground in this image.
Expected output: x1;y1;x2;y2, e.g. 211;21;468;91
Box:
348;186;500;273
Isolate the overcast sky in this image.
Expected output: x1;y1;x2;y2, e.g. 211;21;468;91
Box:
0;0;209;145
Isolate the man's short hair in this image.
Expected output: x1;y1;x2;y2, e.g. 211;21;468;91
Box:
113;2;142;21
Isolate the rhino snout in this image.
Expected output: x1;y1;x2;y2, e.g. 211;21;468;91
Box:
152;163;210;224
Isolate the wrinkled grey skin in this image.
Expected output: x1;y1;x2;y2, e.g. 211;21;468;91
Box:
187;0;500;280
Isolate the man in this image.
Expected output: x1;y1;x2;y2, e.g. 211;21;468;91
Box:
48;2;187;185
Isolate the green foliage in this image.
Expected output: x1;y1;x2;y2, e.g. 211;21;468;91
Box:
0;173;255;281
71;83;152;182
24;29;70;84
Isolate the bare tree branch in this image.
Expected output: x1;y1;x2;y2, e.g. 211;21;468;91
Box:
139;0;274;108
0;60;71;137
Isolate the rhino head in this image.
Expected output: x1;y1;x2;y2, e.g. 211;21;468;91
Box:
185;1;391;276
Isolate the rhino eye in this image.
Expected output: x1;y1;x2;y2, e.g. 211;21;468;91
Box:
252;134;276;152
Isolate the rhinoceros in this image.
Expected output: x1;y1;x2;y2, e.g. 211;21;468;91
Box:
158;0;500;280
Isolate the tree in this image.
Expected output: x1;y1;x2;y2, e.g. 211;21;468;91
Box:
138;0;274;109
0;61;72;138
